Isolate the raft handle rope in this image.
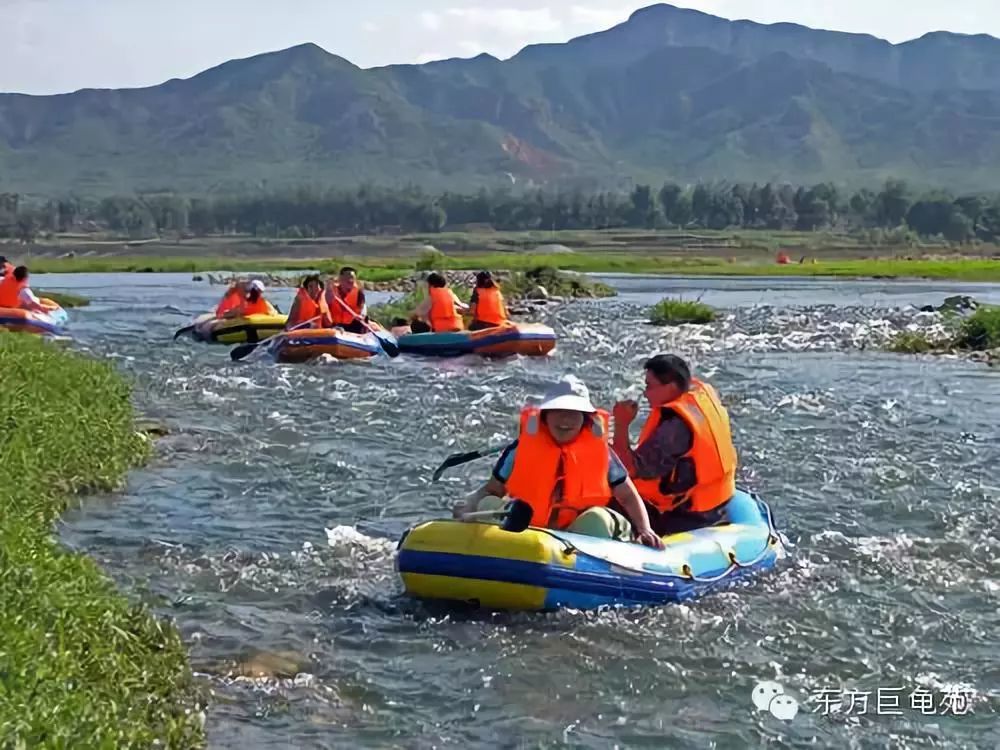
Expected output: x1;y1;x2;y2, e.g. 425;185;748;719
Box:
537;490;785;583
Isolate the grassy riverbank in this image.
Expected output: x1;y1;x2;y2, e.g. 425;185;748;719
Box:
0;334;204;748
19;250;1000;282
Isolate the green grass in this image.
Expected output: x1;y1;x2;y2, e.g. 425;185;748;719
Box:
649;298;718;326
0;334;205;748
35;290;90;308
888;331;944;353
22;251;1000;281
955;306;1000;350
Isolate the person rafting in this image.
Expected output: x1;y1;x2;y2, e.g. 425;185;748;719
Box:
468;271;508;330
215;280;247;317
286;274;332;329
0;256;13;277
452;374;663;549
611;354;738;536
0;266;50;313
223;279;277;318
411;272;469;333
326;266;369;334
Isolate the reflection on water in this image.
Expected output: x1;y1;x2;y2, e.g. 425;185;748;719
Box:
44;273;1000;748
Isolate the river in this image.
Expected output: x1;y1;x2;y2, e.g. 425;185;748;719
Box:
35;272;1000;748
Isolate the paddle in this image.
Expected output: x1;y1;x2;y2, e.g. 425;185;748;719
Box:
431;443;508;481
329;291;400;358
173;324;198;340
229;315;321;361
458;500;534;532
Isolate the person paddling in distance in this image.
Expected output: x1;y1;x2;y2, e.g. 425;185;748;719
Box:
214;280;247;318
452;375;664;549
411;272;469;333
0;265;50;313
468;271;509;330
223;279;278;318
285;274;332;330
612;354;738;536
326;266;369;334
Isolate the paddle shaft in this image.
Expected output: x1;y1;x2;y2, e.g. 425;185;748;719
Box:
431;443;508;481
329;290;399;357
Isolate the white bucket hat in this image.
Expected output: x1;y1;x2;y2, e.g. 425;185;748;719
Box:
248;279;265;293
538;374;596;413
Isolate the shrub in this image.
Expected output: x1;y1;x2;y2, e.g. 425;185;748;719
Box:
649;297;717;326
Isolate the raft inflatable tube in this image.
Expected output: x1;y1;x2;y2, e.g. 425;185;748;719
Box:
191;312;288;344
389;322;556;358
0;302;68;335
271;327;382;363
396;489;785;611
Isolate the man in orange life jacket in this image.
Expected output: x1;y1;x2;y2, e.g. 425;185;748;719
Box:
468;270;508;330
215;280;247;318
612;354;738;536
411;272;469;333
452;375;663;549
286;274;332;329
325;266;369;334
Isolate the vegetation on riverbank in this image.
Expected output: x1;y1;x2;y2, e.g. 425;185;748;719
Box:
889;306;1000;356
0;334;204;748
17;249;1000;282
36;290;89;307
650;298;718;326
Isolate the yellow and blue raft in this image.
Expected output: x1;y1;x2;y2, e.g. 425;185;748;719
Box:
190;312;288;344
396;489;786;610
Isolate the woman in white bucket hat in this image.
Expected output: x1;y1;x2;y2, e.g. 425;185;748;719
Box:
453;375;663;549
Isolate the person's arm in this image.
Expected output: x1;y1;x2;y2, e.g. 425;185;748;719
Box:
285;298;301;328
612;479;664;549
451;290;470;313
19;287;46;312
468;290;479;319
451;441;516;518
356;290;368;319
613;406;692;479
413;297;432;320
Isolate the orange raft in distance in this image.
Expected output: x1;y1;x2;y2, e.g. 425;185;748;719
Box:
389;322;557;358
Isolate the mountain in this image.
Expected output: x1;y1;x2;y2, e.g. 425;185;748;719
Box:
3;4;1000;196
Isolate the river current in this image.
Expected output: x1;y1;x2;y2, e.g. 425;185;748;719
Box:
35;272;1000;749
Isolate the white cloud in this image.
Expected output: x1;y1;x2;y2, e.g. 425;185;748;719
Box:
568;5;634;30
361;21;379;33
420;11;441;31
458;40;485;56
442;7;562;37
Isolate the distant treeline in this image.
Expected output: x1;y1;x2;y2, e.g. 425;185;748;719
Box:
2;179;1000;243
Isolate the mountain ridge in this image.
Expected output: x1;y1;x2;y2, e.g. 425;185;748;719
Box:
3;3;1000;196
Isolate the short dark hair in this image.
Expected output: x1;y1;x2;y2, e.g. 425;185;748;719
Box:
339;266;357;276
302;274;324;289
426;272;447;288
644;353;691;390
13;265;28;281
475;270;494;288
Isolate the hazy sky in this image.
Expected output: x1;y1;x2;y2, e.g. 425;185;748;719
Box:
4;0;997;94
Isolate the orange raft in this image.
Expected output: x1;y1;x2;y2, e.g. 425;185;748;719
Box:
0;301;68;335
269;328;382;363
389;322;557;358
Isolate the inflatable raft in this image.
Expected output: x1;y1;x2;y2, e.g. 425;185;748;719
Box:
0;302;68;336
389;322;556;358
191;312;288;344
270;327;382;363
396;489;784;610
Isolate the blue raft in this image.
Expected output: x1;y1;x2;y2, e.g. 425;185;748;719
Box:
396;489;785;610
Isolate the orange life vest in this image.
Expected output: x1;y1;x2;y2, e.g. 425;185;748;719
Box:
473;286;506;327
0;274;24;308
505;406;612;529
238;296;273;317
428;286;464;332
328;285;362;326
215;289;243;317
288;288;330;328
630;379;737;513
